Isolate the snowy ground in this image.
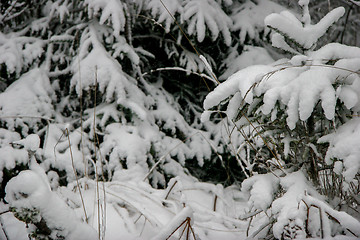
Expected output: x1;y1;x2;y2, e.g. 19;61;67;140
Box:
2;174;250;240
2;172;359;240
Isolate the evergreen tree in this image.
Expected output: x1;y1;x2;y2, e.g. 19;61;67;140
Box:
204;0;360;238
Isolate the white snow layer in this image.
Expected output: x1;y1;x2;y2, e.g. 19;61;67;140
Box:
0;68;54;134
0;32;44;76
302;194;360;238
0;129;28;182
183;0;232;46
232;0;286;43
147;0;182;33
271;171;321;239
85;0;126;37
203;65;274;111
150;206;194;240
203;42;360;130
5;170;98;240
220;45;274;80
265;7;345;50
318;118;360;183
241;173;279;211
13;133;40;152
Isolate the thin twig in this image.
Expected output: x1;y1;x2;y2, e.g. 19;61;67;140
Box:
66;128;88;222
186;218;197;240
165;180;178;200
0;210;10;215
166;218;188;240
213;195;218;212
0;0;18;22
141;67;216;84
238;109;284;170
250;219;272;238
178;219;188;239
0;216;9;240
246;216;253;237
78;44;87;177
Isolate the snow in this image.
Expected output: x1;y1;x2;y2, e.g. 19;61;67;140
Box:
0;202;28;240
85;0;126;37
271;171;322;239
183;0;232;46
265;7;345;50
309;237;360;240
59;176;249;240
204;42;360;129
1;0;360;239
231;0;286;43
271;33;300;54
220;45;274;80
241;173;279;211
338;85;358;109
0;33;45;76
179;50;211;74
112;36;140;65
5;172;357;239
0;129;21;146
72;27;149;121
200;110;213;122
203;65;274;111
318;118;360;183
200;54;214;77
103;123;150;170
0;146;28;182
0;68;54;134
309;43;360;60
73;47;127;102
296;68;336;121
148;0;234;45
5;170;98;240
49;0;69;23
302;194;360;238
150;206;194;240
13;134;40;152
147;0;182;33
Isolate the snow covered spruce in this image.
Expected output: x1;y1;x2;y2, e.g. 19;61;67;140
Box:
0;0;359;239
203;0;360;239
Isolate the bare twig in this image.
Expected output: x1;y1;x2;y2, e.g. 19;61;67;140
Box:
0;216;9;240
213;195;218;212
141;67;216;84
166;218;188;240
65;128;88;222
165;180;178;200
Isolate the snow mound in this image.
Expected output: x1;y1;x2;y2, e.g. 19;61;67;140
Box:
5;170;97;240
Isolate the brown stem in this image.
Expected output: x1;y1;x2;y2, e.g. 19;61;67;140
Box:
165;180;177;200
188;218;197;240
213;195;218;212
166;218;187;240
